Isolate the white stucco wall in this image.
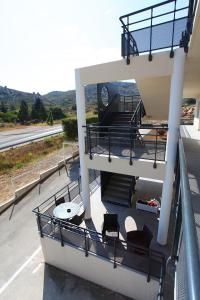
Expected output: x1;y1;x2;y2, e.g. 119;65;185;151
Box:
41;237;159;300
85;154;166;181
193;100;200;131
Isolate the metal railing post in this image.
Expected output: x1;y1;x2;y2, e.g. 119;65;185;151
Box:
113;239;117;269
59;222;64;247
88;126;93;160
37;213;44;238
171;188;182;259
84;229;88;257
170;0;177;58
78;177;81;194
149;7;153;61
108;128;111;162
126;31;130;64
153;130;158;168
129;128;133;165
67;186;71;202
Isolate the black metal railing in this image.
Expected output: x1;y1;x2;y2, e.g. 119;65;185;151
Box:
130;100;146;126
120;0;197;63
98;95;142;126
33;169;100;216
170;138;200;300
34;205;165;282
84;125;167;167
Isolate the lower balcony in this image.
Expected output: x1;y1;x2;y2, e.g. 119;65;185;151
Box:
33;173;169;300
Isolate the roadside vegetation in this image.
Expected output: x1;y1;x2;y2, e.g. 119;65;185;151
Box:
0;96;66;126
0;135;66;175
62;111;98;139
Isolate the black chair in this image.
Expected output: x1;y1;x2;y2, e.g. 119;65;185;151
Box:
127;225;153;254
102;214;120;240
55;197;65;206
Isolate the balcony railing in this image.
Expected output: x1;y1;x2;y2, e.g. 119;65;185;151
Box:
33;174;165;283
120;0;197;64
84;125;167;167
168;138;200;300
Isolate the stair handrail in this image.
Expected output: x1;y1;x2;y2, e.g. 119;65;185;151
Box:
130;99;145;126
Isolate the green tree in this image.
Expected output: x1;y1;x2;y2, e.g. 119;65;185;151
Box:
0;101;7;113
10;104;16;111
71;104;76;111
31;96;47;121
51;107;65;119
18;100;29;124
47;111;54;126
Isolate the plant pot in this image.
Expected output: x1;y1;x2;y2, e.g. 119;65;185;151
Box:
136;202;158;214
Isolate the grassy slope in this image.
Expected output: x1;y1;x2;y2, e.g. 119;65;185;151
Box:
0;135;66;175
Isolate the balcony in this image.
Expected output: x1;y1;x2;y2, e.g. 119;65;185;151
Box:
120;0;197;64
84;125;167;167
33;171;167;286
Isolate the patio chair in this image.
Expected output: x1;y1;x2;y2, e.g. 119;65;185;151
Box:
102;214;120;241
55;197;65;206
126;225;153;255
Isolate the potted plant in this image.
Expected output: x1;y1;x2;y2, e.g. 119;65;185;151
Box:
136;198;160;214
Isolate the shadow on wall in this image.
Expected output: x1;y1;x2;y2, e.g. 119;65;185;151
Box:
42;263;130;300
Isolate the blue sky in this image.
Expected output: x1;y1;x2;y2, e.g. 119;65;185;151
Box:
0;0;167;94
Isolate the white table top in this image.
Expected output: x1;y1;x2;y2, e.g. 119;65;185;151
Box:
53;202;80;220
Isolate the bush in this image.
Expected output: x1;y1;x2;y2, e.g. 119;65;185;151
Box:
62;115;98;140
182;98;196;106
0;111;17;122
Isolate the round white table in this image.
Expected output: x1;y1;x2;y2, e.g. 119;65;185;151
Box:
53;202;80;220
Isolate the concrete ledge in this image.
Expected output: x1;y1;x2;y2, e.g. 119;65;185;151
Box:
40;166;58;180
0;197;15;214
15;179;40;198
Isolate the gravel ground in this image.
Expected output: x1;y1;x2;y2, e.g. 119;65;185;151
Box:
0;145;77;204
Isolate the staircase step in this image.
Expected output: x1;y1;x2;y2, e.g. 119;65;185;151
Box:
105;188;129;197
111;174;133;181
102;195;130;207
104;186;129;199
109;179;132;188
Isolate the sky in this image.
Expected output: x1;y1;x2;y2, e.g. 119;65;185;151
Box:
0;0;168;94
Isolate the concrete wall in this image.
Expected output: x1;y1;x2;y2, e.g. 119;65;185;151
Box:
136;76;171;119
85;154;166;181
77;51;173;119
193;100;200;131
41;237;159;300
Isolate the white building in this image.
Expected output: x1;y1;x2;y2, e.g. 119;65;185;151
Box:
33;1;200;299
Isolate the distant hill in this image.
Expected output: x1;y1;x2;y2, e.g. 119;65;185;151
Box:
0;82;139;109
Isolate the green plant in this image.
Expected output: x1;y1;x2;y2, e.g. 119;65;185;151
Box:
62;115;98;140
16;162;24;169
46;111;54;126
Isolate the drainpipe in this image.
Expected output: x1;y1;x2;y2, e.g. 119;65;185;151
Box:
75;69;91;219
157;48;186;245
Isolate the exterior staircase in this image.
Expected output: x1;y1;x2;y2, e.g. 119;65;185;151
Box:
111;112;133;126
102;173;136;207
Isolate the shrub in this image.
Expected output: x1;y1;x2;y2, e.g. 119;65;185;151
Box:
62;115;98;140
0;111;17;122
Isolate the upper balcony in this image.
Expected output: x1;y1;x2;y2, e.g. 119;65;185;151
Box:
120;0;197;64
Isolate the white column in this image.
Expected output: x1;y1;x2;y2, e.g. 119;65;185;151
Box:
157;48;186;245
75;69;91;219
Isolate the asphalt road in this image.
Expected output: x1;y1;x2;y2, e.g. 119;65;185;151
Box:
0;162;128;300
0;124;63;150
